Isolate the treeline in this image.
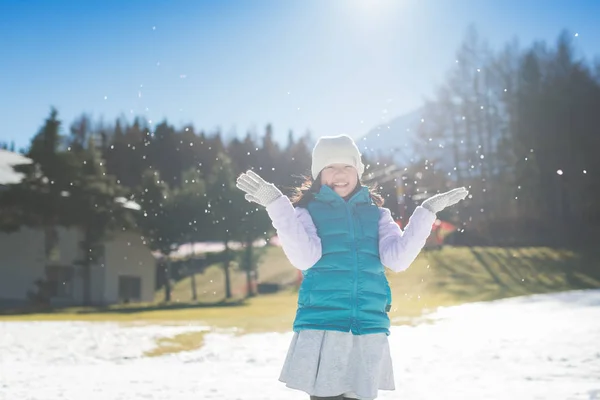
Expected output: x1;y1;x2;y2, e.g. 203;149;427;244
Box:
413;27;600;246
0;110;324;304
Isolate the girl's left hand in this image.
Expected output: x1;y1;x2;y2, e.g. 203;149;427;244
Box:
421;187;469;214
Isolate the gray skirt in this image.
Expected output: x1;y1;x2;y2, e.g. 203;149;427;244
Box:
278;329;395;400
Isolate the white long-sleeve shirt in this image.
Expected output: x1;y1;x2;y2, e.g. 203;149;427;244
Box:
265;195;436;272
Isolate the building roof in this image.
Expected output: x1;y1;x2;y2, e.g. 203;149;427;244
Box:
0;149;31;185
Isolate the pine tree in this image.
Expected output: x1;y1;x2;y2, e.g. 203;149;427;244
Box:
68;137;135;305
207;152;247;300
135;169;177;302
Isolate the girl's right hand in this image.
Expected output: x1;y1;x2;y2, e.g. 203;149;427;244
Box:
236;170;283;207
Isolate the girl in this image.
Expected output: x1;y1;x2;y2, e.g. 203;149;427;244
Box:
236;134;468;400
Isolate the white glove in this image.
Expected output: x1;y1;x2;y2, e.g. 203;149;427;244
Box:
421;187;469;214
236;170;283;207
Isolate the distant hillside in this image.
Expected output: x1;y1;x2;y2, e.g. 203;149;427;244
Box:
357;108;460;173
356;108;424;166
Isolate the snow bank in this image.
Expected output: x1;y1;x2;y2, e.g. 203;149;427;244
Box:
1;289;599;400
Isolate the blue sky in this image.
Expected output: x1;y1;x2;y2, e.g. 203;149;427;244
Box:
1;0;600;150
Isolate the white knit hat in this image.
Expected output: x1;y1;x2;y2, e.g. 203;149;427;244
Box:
311;134;365;179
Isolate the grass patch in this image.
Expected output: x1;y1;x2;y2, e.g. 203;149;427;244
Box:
3;245;600;356
420;246;600;302
144;330;209;357
159;245;295;303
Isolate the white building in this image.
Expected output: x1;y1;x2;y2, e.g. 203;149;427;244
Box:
0;227;156;307
0;149;156;307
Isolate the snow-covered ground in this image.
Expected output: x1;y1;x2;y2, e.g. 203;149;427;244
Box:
1;289;599;400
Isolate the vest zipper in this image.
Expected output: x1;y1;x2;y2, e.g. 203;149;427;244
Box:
346;203;358;330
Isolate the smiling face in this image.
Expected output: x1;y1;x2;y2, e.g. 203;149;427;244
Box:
319;163;359;198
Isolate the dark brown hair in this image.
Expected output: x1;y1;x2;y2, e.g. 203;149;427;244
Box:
289;173;385;208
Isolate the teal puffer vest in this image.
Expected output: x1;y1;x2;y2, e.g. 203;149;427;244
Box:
293;184;392;336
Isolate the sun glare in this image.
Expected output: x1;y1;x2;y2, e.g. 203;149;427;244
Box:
352;0;407;17
338;0;412;30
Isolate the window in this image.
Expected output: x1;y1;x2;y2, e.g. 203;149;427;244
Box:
45;265;74;298
118;275;141;303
